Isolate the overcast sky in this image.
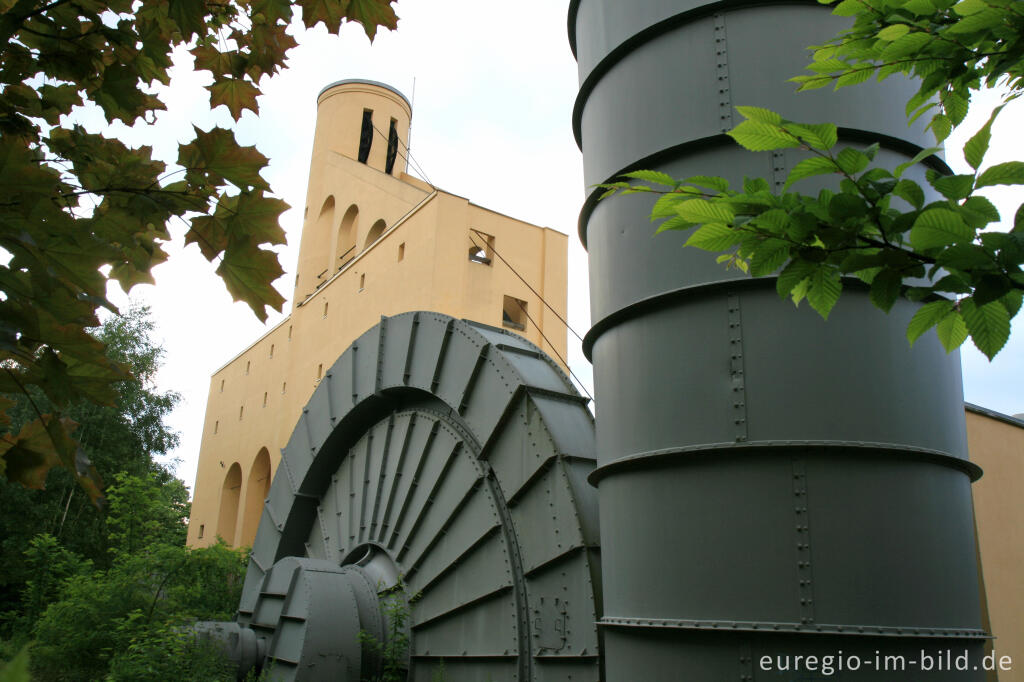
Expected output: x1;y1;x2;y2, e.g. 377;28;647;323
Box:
95;0;1022;491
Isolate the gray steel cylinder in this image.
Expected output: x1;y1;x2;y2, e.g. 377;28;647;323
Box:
570;1;986;680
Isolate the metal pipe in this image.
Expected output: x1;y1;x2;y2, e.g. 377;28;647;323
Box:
570;1;986;679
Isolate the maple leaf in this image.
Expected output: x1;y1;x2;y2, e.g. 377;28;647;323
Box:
186;215;230;260
297;0;347;33
90;63;165;125
217;245;286;321
0;413;99;505
208;77;261;120
242;23;298;80
224;190;289;246
250;0;292;25
343;0;398;40
192;45;246;78
0;417;64;489
38;84;83;124
179;125;271;190
168;0;207;41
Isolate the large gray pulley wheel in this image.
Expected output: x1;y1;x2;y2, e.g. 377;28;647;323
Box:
229;313;602;682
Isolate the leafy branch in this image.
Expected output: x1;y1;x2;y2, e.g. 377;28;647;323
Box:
0;0;401;499
599;0;1024;361
600;104;1024;359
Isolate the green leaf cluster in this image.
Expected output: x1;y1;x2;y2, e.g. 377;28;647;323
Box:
0;0;399;495
598;103;1024;359
3;473;249;681
792;0;1024;143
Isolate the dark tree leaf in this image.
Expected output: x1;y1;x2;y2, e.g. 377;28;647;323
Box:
216;246;286;321
869;268;902;312
343;0;399;39
179;126;271;190
208;77;261;120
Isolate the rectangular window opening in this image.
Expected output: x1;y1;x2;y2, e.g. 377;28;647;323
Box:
282;382;287;395
263;392;268;407
502;295;528;331
469;231;494;265
239;405;244;421
269;344;274;359
359;273;365;291
288;325;293;341
219;379;224;393
214;420;219;434
398;242;405;261
245;360;250;375
323;301;329;318
358;109;373;164
385;118;399;174
316;364;323;380
198;524;205;539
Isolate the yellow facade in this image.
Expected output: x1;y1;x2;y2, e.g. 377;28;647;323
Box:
967;406;1024;682
186;80;568;549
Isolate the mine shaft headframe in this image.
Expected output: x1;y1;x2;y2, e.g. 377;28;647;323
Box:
233;312;602;682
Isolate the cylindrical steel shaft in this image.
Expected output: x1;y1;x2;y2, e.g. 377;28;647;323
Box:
570;1;986;679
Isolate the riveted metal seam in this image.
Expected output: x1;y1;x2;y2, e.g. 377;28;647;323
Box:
770;150;787;193
727;294;747;443
351;342;359;403
571;0;828;149
738;639;753;682
575;131;954;250
315;503;332;562
713;13;733;133
431;318;454;393
368;415;394;540
325;369;336;424
598;617;990;638
403;312;419;385
585;275;955;359
358;433;373;543
458;342;490;415
792;457;816;625
587;440;982;485
484;463;534;679
377;415;409;544
348;449;356;547
375;314;387;394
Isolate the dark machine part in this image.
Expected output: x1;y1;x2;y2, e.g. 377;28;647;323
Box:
569;1;986;680
217;313;601;681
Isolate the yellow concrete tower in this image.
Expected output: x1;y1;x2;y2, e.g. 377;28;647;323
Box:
186;80;569;549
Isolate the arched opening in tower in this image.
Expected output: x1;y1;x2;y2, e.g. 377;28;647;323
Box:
240;448;271;547
217;462;242;545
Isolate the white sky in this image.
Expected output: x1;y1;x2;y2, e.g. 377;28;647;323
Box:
95;0;1022;491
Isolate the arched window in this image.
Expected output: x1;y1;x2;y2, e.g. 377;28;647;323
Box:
335;204;358;270
217;463;242;545
315;197;335;282
240;448;271;547
364;219;386;250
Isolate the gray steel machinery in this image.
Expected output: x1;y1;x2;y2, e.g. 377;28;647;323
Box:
571;0;985;680
200;313;602;681
199;2;989;679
